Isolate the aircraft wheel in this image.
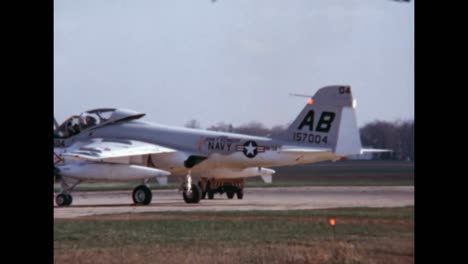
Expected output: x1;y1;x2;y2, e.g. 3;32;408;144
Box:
183;184;201;204
236;189;244;199
226;191;235;199
133;185;152;205
56;194;72;206
66;194;73;205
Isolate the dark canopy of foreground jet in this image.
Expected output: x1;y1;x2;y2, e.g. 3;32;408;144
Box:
53;85;388;206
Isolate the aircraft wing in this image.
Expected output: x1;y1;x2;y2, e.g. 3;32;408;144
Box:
62;138;177;161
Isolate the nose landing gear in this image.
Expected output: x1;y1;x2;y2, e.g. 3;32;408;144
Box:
55;193;73;206
54;177;82;207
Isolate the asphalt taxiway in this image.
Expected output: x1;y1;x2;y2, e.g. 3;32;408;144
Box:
54;186;413;219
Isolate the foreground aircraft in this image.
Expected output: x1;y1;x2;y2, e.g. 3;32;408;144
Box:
54;85;384;206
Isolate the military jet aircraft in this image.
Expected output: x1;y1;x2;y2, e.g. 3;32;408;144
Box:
54;85;385;206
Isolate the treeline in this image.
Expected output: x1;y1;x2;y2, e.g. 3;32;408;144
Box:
359;120;414;161
185;120;288;137
185;119;414;161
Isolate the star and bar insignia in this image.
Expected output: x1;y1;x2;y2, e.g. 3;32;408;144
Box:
236;140;265;158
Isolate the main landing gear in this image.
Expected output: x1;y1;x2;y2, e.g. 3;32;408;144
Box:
182;170;202;203
132;185;152;205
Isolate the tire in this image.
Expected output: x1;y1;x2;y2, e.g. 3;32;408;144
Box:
227;191;235;199
66;194;73;205
236;189;244;199
55;194;72;206
183;184;201;204
132;185;152;205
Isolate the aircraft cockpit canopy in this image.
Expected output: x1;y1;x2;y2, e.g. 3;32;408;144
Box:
79;108;114;130
54;116;81;139
54;108;145;139
54;109;114;139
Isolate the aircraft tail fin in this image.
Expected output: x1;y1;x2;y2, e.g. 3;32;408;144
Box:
275;85;362;156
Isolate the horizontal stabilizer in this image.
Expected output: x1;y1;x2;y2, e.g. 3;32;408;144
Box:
360;148;393;154
280;146;332;153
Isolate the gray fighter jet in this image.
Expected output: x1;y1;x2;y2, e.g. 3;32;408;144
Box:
53;85;385;206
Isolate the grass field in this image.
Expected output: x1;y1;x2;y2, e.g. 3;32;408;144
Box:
54;206;414;264
54;160;414;192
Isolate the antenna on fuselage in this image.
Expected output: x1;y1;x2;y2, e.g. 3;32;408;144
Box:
289;93;313;98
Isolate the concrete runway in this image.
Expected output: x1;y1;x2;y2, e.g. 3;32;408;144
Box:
54;186;414;219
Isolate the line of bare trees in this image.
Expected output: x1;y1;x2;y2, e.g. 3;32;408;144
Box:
359;120;414;161
185;119;414;161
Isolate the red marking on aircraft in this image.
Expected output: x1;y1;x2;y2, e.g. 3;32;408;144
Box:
198;136;204;151
54;152;64;164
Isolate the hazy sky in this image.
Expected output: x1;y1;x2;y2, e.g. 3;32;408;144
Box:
54;0;414;128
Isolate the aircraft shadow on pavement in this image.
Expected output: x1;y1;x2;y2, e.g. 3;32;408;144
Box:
54;200;257;209
55;204;139;208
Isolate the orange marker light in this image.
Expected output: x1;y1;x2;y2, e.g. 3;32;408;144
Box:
307;98;314;105
328;218;336;227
